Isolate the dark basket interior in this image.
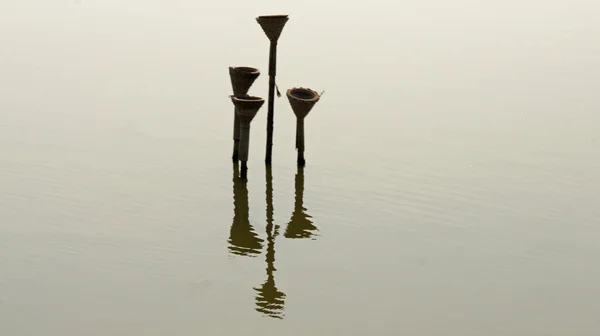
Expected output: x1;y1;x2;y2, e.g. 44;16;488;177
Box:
233;67;259;74
290;89;317;100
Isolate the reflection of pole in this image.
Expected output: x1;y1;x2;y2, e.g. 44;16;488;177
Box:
284;167;318;239
266;165;274;236
296;167;304;202
256;15;289;165
254;166;285;318
229;163;264;257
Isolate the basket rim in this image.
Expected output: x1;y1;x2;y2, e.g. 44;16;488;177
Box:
256;14;289;19
231;95;264;102
230;66;260;75
287;87;320;102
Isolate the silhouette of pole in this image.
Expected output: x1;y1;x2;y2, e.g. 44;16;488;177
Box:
266;165;274;239
286;87;321;167
229;66;260;161
230;95;265;179
256;15;289;165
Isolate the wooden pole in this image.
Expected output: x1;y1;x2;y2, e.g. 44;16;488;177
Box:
265;42;277;164
296;118;305;166
232;108;241;161
239;122;251;179
255;15;288;165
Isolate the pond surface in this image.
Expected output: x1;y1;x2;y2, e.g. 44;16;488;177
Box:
1;1;599;335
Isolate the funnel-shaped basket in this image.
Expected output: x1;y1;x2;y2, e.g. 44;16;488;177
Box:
229;67;260;95
256;15;289;42
286;87;320;119
231;95;265;123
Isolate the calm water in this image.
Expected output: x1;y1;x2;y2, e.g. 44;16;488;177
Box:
1;1;600;335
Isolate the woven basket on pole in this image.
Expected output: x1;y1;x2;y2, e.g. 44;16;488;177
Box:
231;95;265;123
256;15;289;42
231;95;265;162
229;67;260;96
286;87;320;119
287;87;320;152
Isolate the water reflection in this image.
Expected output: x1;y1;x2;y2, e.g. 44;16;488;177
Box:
284;167;318;239
228;163;264;257
229;165;315;319
254;166;286;319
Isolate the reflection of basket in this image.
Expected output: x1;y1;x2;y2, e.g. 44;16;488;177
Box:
256;15;289;42
231;95;265;123
284;168;318;239
229;67;260;95
229;170;264;257
286;87;320;119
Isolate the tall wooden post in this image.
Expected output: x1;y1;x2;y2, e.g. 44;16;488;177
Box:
256;15;289;165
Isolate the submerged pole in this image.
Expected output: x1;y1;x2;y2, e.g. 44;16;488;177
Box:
256;15;289;165
286;87;321;167
230;95;265;179
229;66;260;161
